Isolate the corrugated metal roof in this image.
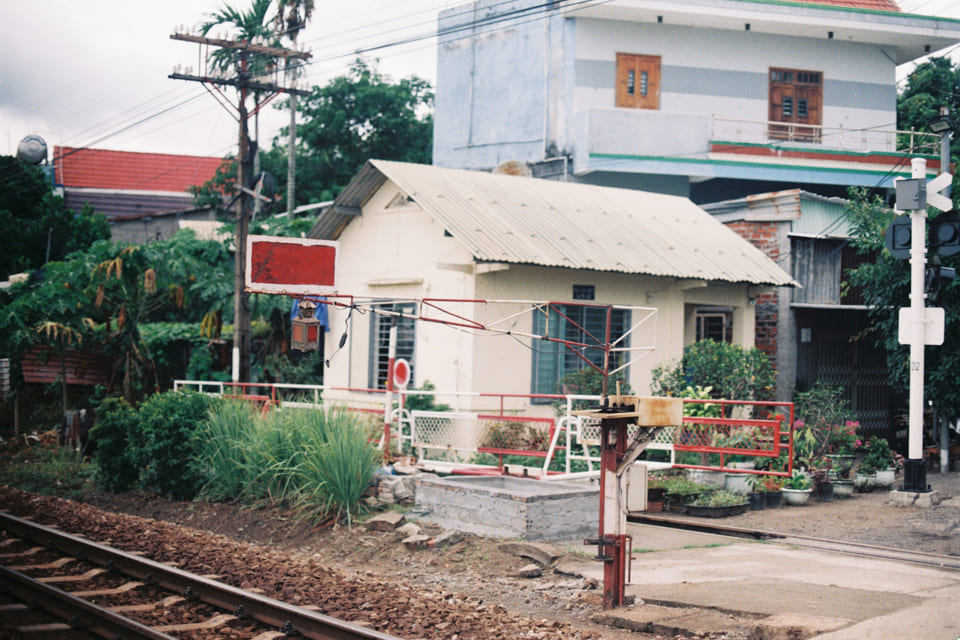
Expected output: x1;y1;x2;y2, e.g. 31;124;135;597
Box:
313;160;795;287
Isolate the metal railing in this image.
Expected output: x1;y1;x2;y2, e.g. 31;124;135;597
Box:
175;379;795;480
711;117;940;156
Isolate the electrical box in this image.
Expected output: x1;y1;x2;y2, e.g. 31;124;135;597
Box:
622;462;647;513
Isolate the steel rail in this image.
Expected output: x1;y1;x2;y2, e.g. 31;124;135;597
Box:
630;513;960;571
0;511;402;640
0;564;176;640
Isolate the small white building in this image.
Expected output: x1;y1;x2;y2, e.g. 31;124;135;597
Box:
307;160;794;412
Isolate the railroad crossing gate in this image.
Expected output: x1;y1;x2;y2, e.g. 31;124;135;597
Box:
245;235;339;296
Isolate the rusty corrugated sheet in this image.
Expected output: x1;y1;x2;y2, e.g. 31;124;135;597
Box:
316;160;795;286
20;347;110;386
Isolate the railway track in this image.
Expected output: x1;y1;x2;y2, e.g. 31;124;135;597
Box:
0;511;402;640
630;513;960;570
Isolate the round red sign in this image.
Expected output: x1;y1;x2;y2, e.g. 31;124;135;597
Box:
393;358;411;388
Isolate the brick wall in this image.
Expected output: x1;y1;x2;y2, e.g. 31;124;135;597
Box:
725;220;781;360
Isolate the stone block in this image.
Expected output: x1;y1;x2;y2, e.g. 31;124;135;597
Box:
889;489;941;507
365;511;405;531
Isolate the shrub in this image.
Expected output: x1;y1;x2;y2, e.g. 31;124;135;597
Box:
129;390;213;499
792;384;858;461
89;397;140;492
651;339;774;401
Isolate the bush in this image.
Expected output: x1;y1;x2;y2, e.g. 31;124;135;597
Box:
792;384;858;461
130;390;213;500
651;339;774;401
89;397;140;492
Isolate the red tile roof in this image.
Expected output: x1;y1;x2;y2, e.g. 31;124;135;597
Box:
788;0;900;11
55;146;224;193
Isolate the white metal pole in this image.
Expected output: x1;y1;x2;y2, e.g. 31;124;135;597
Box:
908;158;927;478
383;318;398;454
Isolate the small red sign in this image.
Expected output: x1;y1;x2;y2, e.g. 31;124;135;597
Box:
393;358;411;388
246;235;338;295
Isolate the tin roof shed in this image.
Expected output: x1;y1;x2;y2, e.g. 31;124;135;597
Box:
310;160;795;287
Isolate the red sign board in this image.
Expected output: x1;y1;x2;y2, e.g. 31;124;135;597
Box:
393;358;411;388
246;235;339;295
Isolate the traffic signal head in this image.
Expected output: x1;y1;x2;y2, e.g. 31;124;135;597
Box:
930;211;960;256
885;214;912;259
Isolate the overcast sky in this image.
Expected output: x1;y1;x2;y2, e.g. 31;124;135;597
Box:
0;0;958;161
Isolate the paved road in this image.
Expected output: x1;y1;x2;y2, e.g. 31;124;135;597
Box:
565;519;960;639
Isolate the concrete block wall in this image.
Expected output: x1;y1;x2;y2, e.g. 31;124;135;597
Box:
415;476;599;541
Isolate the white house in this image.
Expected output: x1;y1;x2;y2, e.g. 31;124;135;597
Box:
308;160;794;412
433;0;960;202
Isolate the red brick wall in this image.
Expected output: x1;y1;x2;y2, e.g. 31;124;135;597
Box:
725;220;781;360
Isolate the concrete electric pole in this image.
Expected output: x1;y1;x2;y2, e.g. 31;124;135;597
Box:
169;31;310;383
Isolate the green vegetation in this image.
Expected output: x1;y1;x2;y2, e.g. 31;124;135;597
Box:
0;444;95;499
651;339;774;401
687;489;747;507
90;390;213;499
193;402;380;525
0;155;109;280
782;470;812;491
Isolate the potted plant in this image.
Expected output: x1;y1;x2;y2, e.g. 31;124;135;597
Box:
746;474;766;510
854;459;878;493
761;475;784;508
684;489;750;518
808;457;834;502
661;475;714;512
782;470;814;505
862;437;899;488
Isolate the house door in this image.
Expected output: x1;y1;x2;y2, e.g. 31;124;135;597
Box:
616;53;660;109
769;68;822;142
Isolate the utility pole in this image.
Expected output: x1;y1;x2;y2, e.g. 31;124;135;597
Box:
169;31;310;383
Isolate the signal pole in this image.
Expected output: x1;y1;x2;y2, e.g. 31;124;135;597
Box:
169;31;310;383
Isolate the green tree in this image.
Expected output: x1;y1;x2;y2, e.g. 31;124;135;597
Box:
651;339;775;401
0;156;109;279
200;0;280;78
0;230;234;404
844;188;960;417
263;57;434;206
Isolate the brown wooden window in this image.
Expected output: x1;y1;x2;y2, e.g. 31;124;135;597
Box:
769;67;822;143
616;53;661;109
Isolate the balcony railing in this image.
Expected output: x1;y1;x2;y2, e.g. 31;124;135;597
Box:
711;117;941;156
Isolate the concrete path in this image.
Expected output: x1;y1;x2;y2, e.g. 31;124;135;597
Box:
564;523;960;639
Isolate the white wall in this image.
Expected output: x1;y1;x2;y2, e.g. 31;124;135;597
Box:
567;18;896;149
325;179;758;411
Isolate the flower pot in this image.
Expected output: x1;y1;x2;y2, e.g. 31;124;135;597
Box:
748;492;765;510
832;479;854;498
724;473;752;495
782;488;813;506
687;469;726;488
854;472;877;493
826;454;855;478
764;490;783;508
816;483;834;502
875;468;896;488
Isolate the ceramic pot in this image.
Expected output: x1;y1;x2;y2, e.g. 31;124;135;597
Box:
724;473;752;495
832;479;854;498
854;472;877;493
875;468;896;488
782;488;812;506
